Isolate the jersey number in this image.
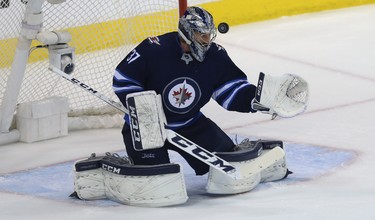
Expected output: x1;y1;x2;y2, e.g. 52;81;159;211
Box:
127;49;141;64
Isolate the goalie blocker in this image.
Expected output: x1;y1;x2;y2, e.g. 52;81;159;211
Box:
126;91;167;151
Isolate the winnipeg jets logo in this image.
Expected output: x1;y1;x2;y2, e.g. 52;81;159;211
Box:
172;80;192;106
163;77;201;114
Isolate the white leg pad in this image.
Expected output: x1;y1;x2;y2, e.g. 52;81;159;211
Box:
73;168;106;200
73;153;188;206
104;170;188;207
206;147;285;194
206;161;261;194
260;151;288;182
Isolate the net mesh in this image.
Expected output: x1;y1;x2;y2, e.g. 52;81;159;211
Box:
0;0;179;120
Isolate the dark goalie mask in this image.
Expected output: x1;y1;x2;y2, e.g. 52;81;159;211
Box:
178;6;217;62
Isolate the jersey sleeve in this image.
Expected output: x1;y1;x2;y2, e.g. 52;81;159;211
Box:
112;40;149;106
211;44;257;113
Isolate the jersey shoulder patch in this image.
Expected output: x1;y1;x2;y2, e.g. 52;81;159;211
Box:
212;43;226;52
147;36;161;45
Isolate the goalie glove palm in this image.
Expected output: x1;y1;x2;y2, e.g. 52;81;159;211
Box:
251;72;309;118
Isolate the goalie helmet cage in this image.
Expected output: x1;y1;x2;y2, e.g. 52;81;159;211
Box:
0;0;187;144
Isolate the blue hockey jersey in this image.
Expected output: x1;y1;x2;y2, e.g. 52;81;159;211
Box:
113;32;256;129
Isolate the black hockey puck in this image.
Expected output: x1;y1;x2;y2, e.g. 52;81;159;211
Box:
218;22;229;34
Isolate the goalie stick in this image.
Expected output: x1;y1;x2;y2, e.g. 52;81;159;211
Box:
49;66;284;179
49;66;237;177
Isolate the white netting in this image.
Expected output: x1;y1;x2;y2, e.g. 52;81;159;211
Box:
0;0;180;128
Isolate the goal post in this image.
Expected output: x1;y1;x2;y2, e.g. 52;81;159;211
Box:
0;0;188;144
179;0;187;17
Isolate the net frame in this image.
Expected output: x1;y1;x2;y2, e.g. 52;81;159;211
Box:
0;0;187;133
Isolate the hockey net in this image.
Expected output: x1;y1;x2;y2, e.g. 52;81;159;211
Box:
0;0;185;131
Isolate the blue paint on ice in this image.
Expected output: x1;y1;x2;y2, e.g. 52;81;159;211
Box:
0;142;356;206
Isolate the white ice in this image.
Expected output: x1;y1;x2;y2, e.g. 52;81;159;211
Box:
1;4;375;220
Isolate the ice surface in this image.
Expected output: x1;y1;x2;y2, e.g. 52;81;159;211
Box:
1;4;375;220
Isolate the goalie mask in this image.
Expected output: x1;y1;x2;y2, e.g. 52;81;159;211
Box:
178;6;217;62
